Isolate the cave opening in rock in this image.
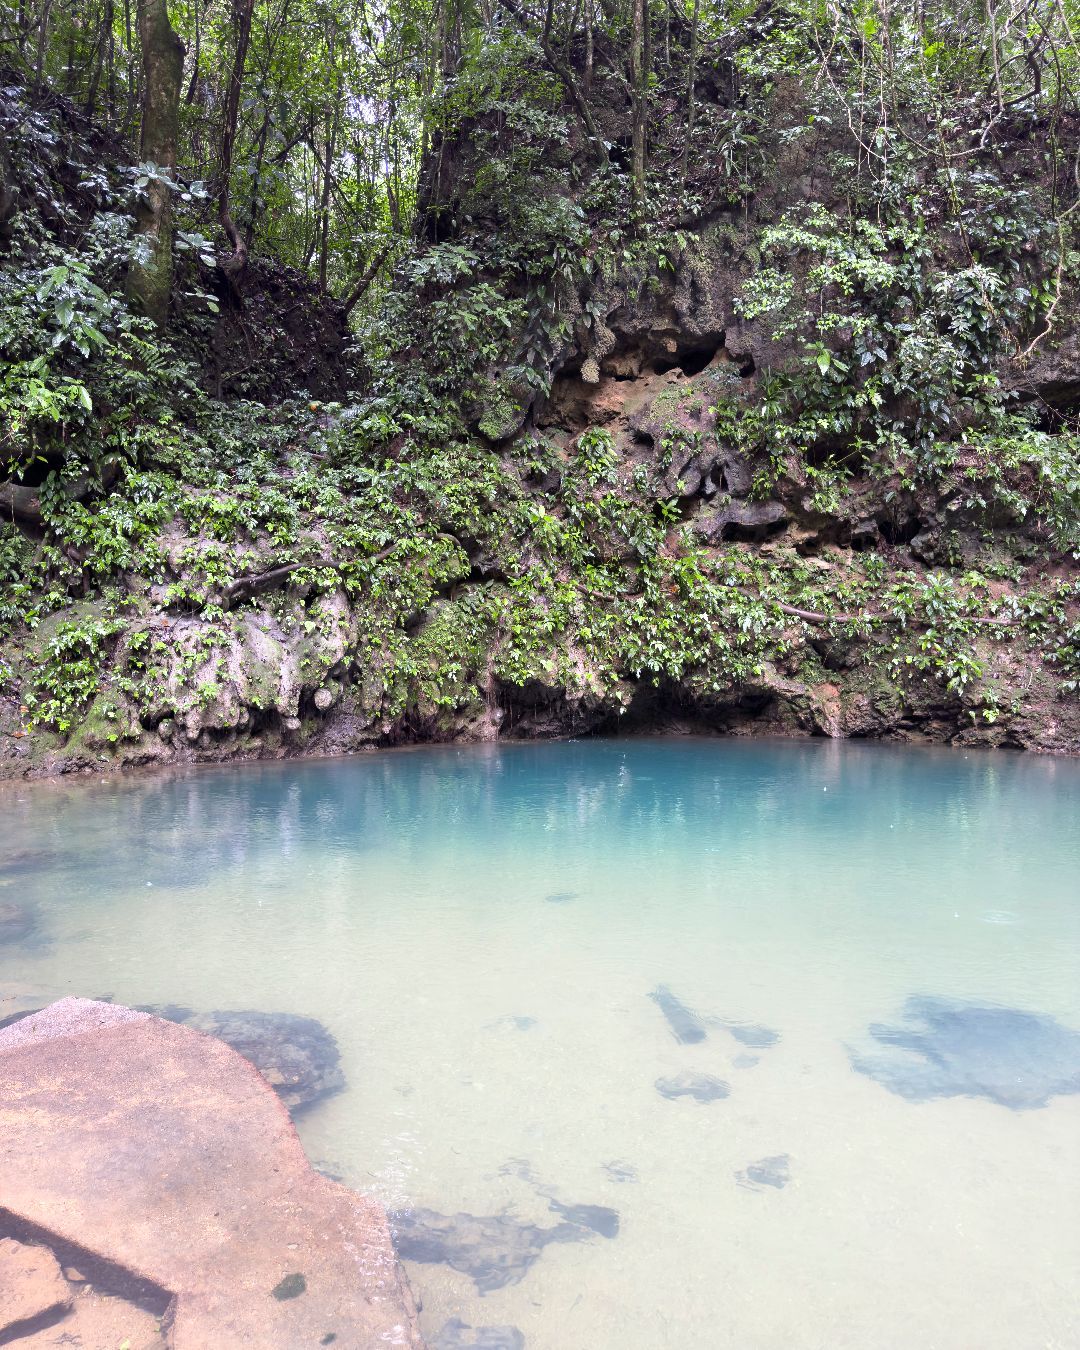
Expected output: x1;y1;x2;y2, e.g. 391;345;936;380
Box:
5;451;65;488
650;338;726;377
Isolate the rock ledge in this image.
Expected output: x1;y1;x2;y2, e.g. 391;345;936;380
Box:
0;997;424;1348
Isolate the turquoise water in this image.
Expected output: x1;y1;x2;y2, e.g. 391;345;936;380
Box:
2;738;1079;1348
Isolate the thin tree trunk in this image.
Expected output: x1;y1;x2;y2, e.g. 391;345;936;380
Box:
63;13;77;93
125;0;184;327
105;0;116;120
33;0;54;91
584;0;593;95
245;105;272;251
630;0;647;212
16;0;28;60
84;11;108;112
493;0;608;165
185;0;202;103
317;104;340;291
122;0;140;136
342;242;391;315
679;0;700;186
0;136;20;239
219;0;255;283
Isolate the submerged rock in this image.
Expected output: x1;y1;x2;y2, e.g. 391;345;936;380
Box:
703;1014;781;1048
0;901;35;945
544;890;578;903
849;996;1080;1110
434;1318;526;1349
736;1155;790;1190
655;1070;730;1103
0;848;57;877
498;1158;621;1237
648;985;706;1043
0;997;422;1347
724;1022;780;1049
391;1200;616;1295
487;1015;537;1031
546;1198;619;1238
169;1008;346;1113
2;1001;344;1115
650;986;780;1050
602;1160;638;1184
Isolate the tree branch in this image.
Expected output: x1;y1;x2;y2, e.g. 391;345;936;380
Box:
221;543;400;608
492;0;609;165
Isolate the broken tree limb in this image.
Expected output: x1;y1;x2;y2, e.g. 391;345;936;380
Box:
221;542;400;608
732;586;1014;629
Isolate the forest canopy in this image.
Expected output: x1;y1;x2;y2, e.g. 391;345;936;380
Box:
5;0;1080;308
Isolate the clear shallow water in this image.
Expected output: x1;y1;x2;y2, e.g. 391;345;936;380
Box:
2;738;1079;1349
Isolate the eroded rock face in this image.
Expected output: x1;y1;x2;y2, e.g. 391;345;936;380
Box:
694;498;790;543
0;1238;71;1340
849;996;1080;1109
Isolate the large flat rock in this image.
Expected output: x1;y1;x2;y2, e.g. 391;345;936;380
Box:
0;998;424;1348
0;1236;71;1339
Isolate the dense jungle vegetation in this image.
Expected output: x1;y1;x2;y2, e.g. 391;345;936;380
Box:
2;0;1080;773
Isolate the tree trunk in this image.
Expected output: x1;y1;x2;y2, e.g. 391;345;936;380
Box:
316;104;339;291
493;0;608;166
630;0;647;214
33;0;54;92
679;0;699;186
342;242;391;315
185;0;201;103
126;0;184;327
0;138;20;241
218;0;255;284
245;105;272;251
584;0;593;95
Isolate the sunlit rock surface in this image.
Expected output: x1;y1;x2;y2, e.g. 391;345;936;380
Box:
0;997;423;1348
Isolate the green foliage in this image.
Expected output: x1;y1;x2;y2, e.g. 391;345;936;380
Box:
734;200;1055;469
2;0;1080;762
24;613;126;731
0;213;197;483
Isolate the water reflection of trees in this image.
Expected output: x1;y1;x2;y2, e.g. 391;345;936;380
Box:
4;741;1076;904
